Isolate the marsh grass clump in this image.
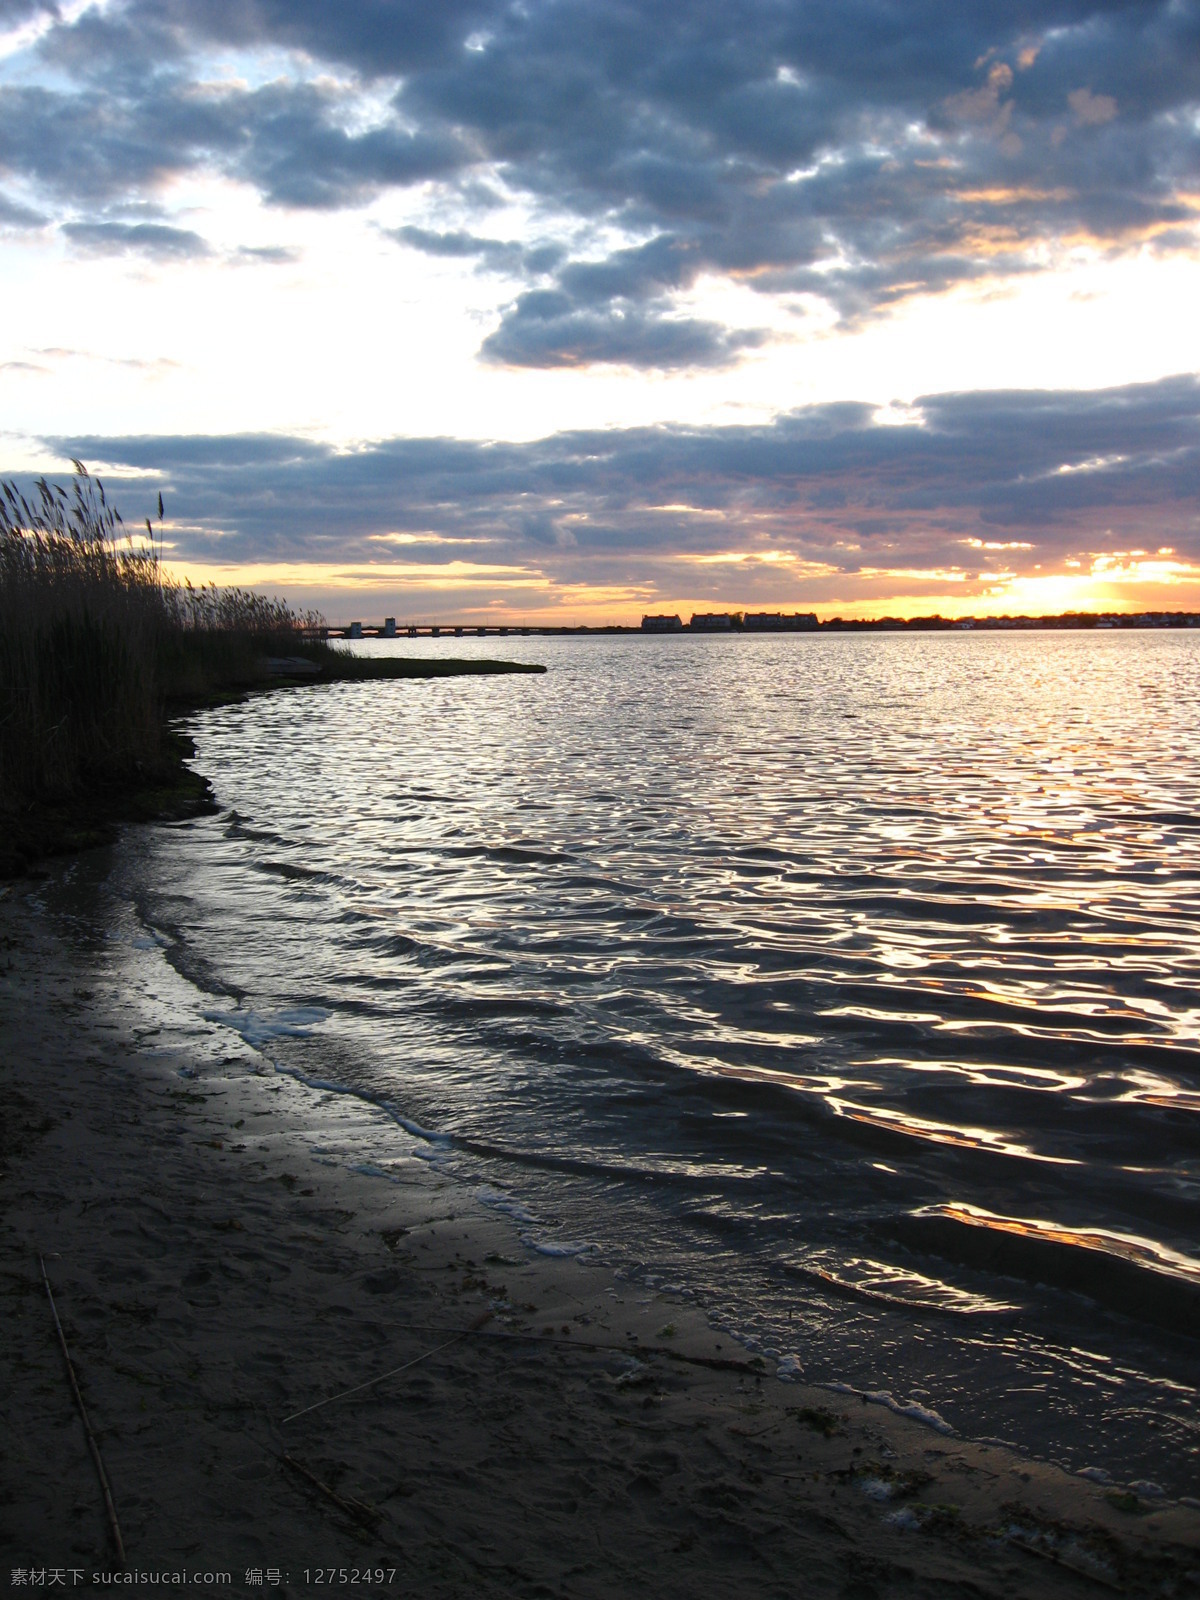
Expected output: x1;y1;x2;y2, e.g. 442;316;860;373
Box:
161;579;327;698
0;467;167;807
0;464;324;866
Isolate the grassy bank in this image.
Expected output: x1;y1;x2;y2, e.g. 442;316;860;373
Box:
0;466;542;875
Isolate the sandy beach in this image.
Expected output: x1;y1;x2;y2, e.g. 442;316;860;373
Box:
2;851;1198;1599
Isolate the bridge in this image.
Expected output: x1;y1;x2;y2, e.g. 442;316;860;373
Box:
307;620;639;640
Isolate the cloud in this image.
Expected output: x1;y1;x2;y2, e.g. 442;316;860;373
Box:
389;223;564;276
0;190;44;227
1068;87;1118;126
156;0;498;79
0;5;1195;370
480;289;767;370
0;0;53;22
61;219;212;259
233;243;299;264
35;376;1198;600
0;74;471;210
940;62;1016;129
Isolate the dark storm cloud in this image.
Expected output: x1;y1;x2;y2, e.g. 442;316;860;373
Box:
42;376;1200;585
62;219;212;258
4;3;1197;368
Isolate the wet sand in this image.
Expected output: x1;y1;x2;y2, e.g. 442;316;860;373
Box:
2;861;1198;1599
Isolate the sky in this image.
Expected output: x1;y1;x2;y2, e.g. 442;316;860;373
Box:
1;0;1198;623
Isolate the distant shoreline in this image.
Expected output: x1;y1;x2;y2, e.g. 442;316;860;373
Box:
321;610;1200;638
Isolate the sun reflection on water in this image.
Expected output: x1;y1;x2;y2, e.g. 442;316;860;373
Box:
139;628;1200;1487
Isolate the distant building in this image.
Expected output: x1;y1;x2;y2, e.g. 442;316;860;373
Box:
690;612;734;630
382;617;397;637
641;614;684;631
743;612;820;631
347;620;363;639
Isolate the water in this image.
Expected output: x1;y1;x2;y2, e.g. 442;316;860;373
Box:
127;631;1200;1490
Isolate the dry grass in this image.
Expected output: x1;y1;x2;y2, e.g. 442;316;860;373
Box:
0;464;324;817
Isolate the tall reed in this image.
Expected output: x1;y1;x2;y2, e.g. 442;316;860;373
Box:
0;464;322;816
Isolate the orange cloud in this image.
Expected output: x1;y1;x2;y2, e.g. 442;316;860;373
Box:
1068;88;1118;126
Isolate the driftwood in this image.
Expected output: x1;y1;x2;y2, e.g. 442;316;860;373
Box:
278;1452;380;1532
39;1252;126;1568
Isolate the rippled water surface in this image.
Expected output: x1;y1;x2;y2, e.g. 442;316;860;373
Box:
131;632;1200;1487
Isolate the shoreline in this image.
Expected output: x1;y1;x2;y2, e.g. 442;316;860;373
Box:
2;853;1198;1597
0;653;545;879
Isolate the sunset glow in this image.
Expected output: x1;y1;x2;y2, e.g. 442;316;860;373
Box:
2;2;1198;621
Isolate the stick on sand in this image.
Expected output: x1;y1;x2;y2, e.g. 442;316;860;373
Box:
38;1252;127;1568
278;1453;381;1532
281;1310;494;1424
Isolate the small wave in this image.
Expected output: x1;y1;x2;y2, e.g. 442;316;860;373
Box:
205;1005;329;1046
889;1204;1200;1336
1137;811;1200;830
223;810;286;846
475;1185;538;1225
352;930;498;969
787;1258;1021;1319
823;1383;955;1435
253;858;338;884
445;842;577;867
267;1061;453;1146
420;993;570;1023
452;1132;772;1192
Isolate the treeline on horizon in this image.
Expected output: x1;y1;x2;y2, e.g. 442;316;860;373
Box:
0;465;329;861
812;612;1199;631
637;610;1200;633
